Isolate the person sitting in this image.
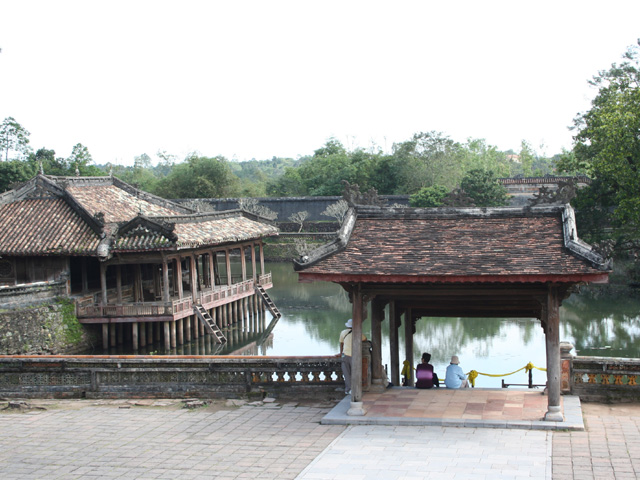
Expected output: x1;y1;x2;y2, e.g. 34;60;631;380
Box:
415;352;440;389
444;355;469;388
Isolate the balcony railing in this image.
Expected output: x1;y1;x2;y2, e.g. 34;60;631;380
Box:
76;275;272;319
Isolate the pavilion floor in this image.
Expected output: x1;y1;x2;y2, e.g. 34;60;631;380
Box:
322;387;584;431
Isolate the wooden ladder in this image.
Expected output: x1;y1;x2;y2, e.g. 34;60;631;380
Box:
193;304;227;344
255;285;282;319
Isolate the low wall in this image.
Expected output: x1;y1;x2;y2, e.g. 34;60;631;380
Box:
0;281;67;309
0;355;344;399
0;301;98;355
568;355;640;402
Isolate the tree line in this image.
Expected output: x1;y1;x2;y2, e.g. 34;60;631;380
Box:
1;41;639;262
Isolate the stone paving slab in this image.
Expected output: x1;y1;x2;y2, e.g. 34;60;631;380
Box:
296;424;552;480
322;392;584;431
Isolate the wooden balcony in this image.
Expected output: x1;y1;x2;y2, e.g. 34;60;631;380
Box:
76;273;273;323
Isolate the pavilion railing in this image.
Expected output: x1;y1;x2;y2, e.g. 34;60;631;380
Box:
76;277;267;318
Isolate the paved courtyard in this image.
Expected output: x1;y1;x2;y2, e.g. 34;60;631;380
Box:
0;397;639;479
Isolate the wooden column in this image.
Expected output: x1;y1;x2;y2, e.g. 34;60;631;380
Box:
389;300;400;386
348;284;366;415
162;258;170;303
176;259;184;299
185;316;191;342
208;251;215;288
225;250;232;286
251;243;257;281
404;308;414;387
370;298;385;391
116;265;123;304
100;263;108;305
109;323;116;348
134;264;143;302
190;255;198;301
241;245;247;281
259;242;265;276
544;286;563;421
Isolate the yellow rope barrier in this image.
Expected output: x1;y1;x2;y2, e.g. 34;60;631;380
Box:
465;362;547;387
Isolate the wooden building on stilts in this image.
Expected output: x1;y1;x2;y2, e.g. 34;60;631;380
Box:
0;174;280;352
294;205;611;421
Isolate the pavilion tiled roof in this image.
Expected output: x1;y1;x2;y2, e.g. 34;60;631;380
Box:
294;205;611;284
0;197;100;256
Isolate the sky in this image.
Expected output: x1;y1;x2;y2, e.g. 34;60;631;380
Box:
1;1;639;166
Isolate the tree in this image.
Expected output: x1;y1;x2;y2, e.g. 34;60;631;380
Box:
155;155;240;199
562;40;640;252
0;117;31;161
392;131;465;193
321;199;349;223
0;160;36;192
409;185;449;207
67;143;102;176
459;169;509;207
288;211;308;232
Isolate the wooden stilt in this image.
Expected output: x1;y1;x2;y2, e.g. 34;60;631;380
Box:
102;324;109;350
110;323;116;348
170;321;177;348
140;321;147;347
185;316;191;342
177;319;184;345
164;321;170;351
132;322;139;350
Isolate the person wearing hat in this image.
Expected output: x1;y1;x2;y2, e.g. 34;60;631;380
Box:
444;355;469;388
339;318;367;395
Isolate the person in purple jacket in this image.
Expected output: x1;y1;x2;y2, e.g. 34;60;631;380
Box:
415;352;440;389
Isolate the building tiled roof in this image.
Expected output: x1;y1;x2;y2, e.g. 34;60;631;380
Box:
0;175;278;259
112;213;278;252
0;197;100;255
67;184;185;223
294;205;610;284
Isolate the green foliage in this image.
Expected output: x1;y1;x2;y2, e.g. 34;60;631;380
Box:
155;155;240;198
564;40;640;253
460;169;510;207
393;131;465;193
409;185;449;207
0;117;31;161
56;298;84;345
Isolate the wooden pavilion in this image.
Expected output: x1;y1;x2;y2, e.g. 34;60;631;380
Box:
294;204;611;420
0;174;279;352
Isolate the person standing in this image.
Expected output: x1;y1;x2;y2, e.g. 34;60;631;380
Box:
444;355;469;388
339;318;366;395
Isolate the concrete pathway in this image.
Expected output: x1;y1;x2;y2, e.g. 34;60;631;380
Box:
0;397;639;479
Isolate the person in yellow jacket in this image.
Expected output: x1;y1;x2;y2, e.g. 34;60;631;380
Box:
339;319;366;395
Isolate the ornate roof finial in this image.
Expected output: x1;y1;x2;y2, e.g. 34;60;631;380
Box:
75;162;80;177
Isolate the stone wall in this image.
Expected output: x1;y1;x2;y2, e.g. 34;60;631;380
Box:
0;301;98;355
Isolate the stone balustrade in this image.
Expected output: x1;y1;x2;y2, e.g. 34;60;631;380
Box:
0;355;343;399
